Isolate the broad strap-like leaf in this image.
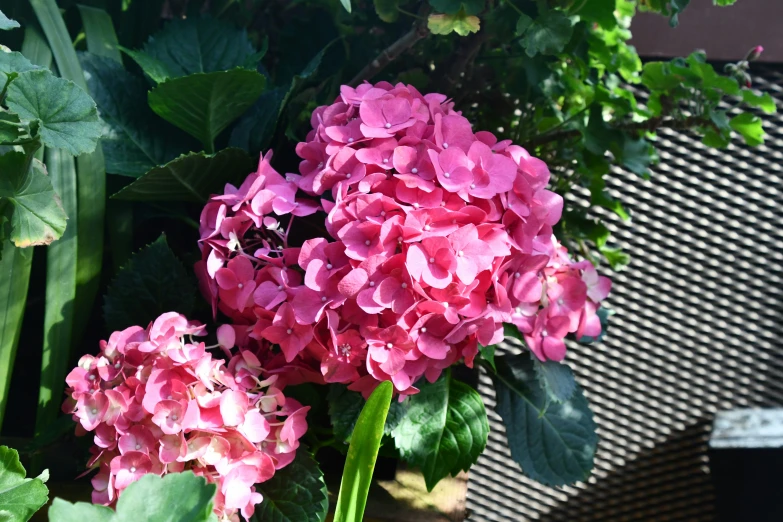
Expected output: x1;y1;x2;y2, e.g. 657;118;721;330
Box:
0;151;67;248
491;354;598;486
253;451;329;522
148;69;265;151
80;52;197;177
111;148;254;203
0;445;49;522
393;372;489;491
328;384;408;444
5;69;102;156
103;235;195;332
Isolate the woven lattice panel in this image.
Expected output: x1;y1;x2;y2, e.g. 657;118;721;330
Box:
466;67;783;521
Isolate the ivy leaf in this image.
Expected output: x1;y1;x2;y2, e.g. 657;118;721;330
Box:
5;70;102;156
252;451;328;522
730;113;764;146
103;235;195;332
49;471;216;522
0;11;19;31
111;148;254;203
0;152;67;248
80;53;197;177
135;16;259;80
374;0;399;22
515;13;533;36
428;10;481;36
428;0;484;16
327;385;408;444
532;355;577;403
0;445;49;522
576;0;617;29
393;372;489;491
742;90;776;114
148;69;266;150
491;354;598;486
521;10;573;57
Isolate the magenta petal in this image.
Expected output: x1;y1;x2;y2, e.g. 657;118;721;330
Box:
338;268;369;297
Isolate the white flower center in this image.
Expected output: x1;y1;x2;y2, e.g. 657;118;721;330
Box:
321;296;327;302
411;168;418;174
380;211;386;216
345;173;352;179
429;257;435;263
278;284;284;290
385;123;392;129
318;162;324;168
135;444;142;450
287;328;293;334
382;158;389;163
91;408;98;415
326;263;333;270
171;414;178;421
458;250;464;256
470;183;476;189
443;172;450;178
401;283;408;289
386;343;393;349
130;467;136;473
369;281;375;287
114;362;121;369
237;283;244;289
442;142;449;148
88;374;96;381
348;137;354;143
421;327;427;333
424;224;431;231
558;298;564;305
365;240;371;246
515;272;521;278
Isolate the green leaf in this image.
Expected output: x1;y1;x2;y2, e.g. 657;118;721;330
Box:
5;70;102;156
618;136;654;176
730;112;764;146
478;343;496;371
0;152;67;248
0;445;49;521
428;0;484;16
328;385;408;444
521;10;573;57
253;451;329;522
713;0;736;5
393;372;489;491
576;0;616;29
103;235;195;332
491;354;598;486
515;13;533;36
640;62;680;91
80;53;196;177
120;48;173;84
0;111;23;144
138;16;259;80
228;87;287;154
742;90;776;114
49;471;216;522
36;147;78;435
598;245;630;270
148;69;266;151
341;0;352;13
0;51;41;80
111;148;254;202
532;355;577;403
334;381;393;522
374;0;399;22
428;10;481;36
0;11;20;31
0;242;32;430
77;6;121;63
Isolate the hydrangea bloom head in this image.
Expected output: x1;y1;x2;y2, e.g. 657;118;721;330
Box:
64;312;309;521
197;81;611;396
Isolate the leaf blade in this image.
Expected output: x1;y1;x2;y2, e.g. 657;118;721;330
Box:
253;451;328;522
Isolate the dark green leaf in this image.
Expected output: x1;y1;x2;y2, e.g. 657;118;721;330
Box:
120;47;173;84
5;70;102;156
428;0;484;16
0;152;67;248
334;381;393;522
103;235;195;332
0;11;20;31
111;148;254;202
148;69;266;150
730;112;764;146
229;87;287;154
140;16;259;79
478;343;496;371
0;111;23;143
618;137;654;176
80;53;196;177
393;372;489;491
532;355;577;403
0;445;49;521
742;90;776;114
374;0;399;22
491;354;598;486
328;385;408;444
576;0;616;29
515;13;533;36
253;451;328;522
640;62;680;91
521;10;573;57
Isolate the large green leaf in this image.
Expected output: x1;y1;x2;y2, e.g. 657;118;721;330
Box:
532;355;577;404
0;152;67;248
730;113;765;146
49;471;216;522
0;51;41;80
5;70;102;156
253;451;328;522
36;148;78;435
80;53;196;177
393;372;489;491
491;354;598;486
0;111;24;143
103;235;195;332
0;445;49;522
741;90;776;114
521;10;573;57
0;10;20;31
111;148;254;203
575;0;616;29
148;69;265;151
334;381;393;522
228;87;287;154
328;384;408;444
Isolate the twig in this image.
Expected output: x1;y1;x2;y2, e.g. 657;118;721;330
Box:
348;22;429;87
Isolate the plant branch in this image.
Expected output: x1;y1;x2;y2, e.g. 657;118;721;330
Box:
348;22;429;87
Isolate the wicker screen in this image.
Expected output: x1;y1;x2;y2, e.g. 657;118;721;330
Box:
466;67;783;521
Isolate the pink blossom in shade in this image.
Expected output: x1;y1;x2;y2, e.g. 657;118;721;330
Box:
216;324;237;351
158;434;186;463
91;467;112;505
506;255;549;303
111;451;152;490
525;313;571;362
215;256;257;313
253;266;296;310
427;148;473;192
355;137;399;168
366;326;415;377
449;225;494;285
321;326;367;383
406;237;457;289
279;404;310;449
76;392;108;431
151;400;186;435
118;425;156;455
221;464;261;515
261;303;315;362
547;275;588;330
359;97;416;137
413;314;454;360
239;409;271;443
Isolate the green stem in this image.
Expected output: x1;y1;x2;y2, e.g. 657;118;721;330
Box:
503;0;525;16
397;7;425;20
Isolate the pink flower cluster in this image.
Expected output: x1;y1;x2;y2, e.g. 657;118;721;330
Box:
196;81;611;396
63;312;309;521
